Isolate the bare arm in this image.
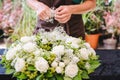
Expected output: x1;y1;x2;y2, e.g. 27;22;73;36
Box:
55;0;96;23
68;0;96;14
26;0;51;20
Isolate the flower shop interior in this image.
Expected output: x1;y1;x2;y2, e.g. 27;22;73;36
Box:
0;0;120;80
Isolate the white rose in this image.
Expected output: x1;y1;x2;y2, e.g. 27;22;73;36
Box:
20;36;33;43
33;49;43;56
65;49;74;58
23;42;36;52
14;58;25;72
51;61;58;68
35;57;49;73
65;63;78;78
6;48;17;60
63;58;70;65
66;37;81;48
71;56;80;64
56;67;63;74
59;62;65;68
52;45;65;56
89;48;96;56
84;43;91;48
79;48;89;60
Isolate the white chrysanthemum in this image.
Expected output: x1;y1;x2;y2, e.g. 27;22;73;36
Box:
52;45;65;56
65;63;78;78
59;62;65;68
51;61;58;68
56;66;63;74
65;37;81;48
14;58;25;72
79;48;89;60
23;42;37;52
35;57;49;73
6;48;17;60
20;36;33;43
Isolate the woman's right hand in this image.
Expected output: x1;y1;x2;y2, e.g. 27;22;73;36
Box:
36;3;51;21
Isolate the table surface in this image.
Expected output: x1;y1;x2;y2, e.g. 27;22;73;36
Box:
1;49;120;80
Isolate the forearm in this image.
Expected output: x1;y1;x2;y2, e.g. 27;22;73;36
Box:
26;0;46;11
69;0;96;14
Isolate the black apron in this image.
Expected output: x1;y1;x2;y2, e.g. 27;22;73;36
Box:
35;0;85;39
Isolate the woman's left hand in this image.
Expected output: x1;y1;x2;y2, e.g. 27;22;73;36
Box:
55;6;72;23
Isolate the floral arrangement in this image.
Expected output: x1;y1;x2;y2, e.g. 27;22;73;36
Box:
1;27;100;80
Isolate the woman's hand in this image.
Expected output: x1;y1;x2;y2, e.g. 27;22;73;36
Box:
37;4;51;21
55;6;72;23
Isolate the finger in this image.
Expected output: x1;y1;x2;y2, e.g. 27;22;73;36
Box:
55;14;68;19
55;17;69;23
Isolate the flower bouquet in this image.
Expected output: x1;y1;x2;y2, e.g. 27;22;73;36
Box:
1;27;100;80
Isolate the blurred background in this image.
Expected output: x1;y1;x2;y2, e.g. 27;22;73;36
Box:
0;0;120;49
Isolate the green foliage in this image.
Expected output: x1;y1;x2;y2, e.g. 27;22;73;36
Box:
10;0;36;42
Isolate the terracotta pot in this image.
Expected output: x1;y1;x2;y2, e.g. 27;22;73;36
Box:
85;34;100;49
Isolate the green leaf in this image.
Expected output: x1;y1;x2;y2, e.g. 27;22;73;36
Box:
45;70;53;78
55;74;64;80
64;77;72;80
36;74;44;80
28;65;36;71
49;76;56;80
5;69;14;74
81;70;89;79
73;71;82;80
17;73;27;79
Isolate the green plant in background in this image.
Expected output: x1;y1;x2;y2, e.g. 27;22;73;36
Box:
82;0;114;34
9;0;37;42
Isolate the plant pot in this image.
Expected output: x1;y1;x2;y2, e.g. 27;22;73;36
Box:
85;34;100;49
103;38;117;49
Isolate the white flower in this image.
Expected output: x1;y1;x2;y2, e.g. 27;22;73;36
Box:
14;58;25;72
63;57;70;65
65;63;78;78
41;39;48;44
14;43;22;51
79;48;89;60
20;36;33;43
52;45;65;56
56;66;63;74
51;61;58;68
59;62;65;68
84;42;91;48
33;49;43;56
23;42;37;52
65;49;74;58
6;48;17;60
71;56;80;64
35;57;49;73
65;37;81;48
89;48;96;56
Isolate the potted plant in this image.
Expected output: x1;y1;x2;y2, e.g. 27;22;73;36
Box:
82;0;105;49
